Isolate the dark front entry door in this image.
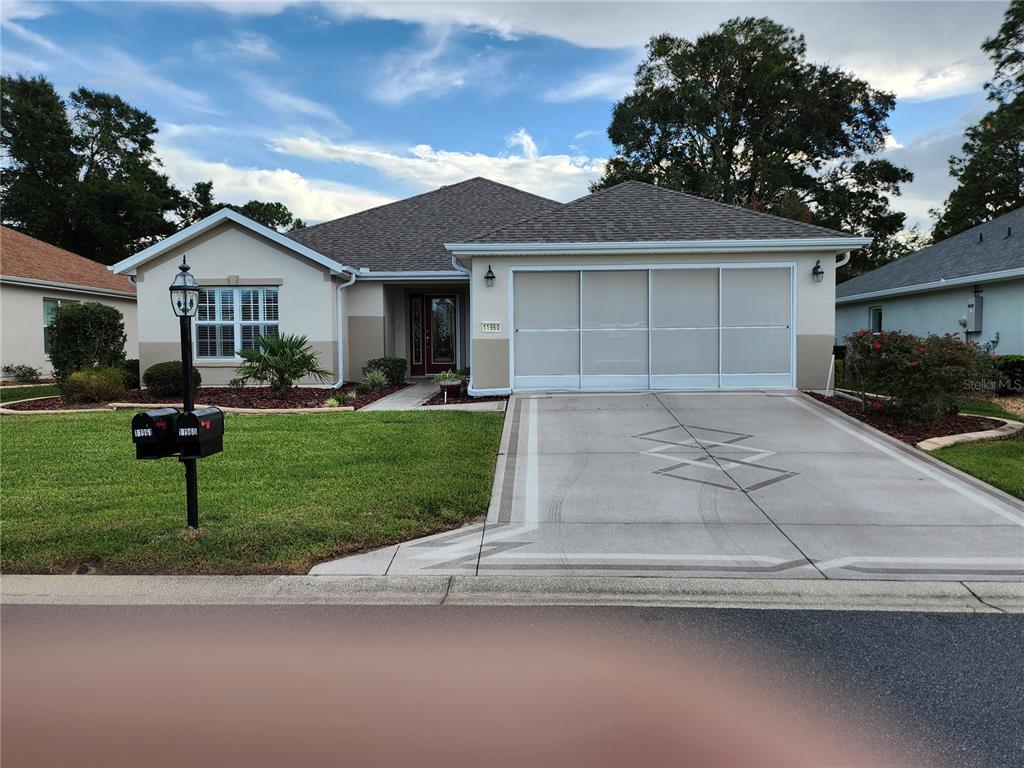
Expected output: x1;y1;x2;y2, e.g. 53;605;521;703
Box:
410;294;458;375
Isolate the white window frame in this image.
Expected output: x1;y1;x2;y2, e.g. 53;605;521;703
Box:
869;305;883;333
43;297;79;356
195;286;280;360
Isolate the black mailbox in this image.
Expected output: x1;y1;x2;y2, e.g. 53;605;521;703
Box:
131;408;180;460
176;407;224;459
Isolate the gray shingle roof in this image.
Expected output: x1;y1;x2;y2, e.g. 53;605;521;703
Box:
837;207;1024;300
287;177;561;272
465;180;855;243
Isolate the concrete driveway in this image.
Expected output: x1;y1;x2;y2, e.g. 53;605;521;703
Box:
313;391;1024;581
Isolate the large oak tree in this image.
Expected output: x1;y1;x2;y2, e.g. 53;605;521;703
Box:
931;1;1024;241
594;17;913;277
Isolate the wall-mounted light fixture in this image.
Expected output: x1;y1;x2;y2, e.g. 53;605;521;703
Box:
812;259;825;283
484;265;496;287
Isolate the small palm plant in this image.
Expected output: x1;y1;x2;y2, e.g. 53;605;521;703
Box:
230;334;331;393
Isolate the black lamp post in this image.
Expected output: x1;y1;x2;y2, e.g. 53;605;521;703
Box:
169;257;201;529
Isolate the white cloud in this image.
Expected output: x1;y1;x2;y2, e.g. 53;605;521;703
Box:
2;20;218;114
573;129;602;141
268;129;605;201
0;0;54;22
883;134;904;151
193;30;279;61
370;26;507;104
237;1;1002;103
159;144;394;222
544;67;635;102
236;72;343;125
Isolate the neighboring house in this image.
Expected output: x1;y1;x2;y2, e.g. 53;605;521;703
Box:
1;226;138;376
836;208;1024;354
111;177;867;393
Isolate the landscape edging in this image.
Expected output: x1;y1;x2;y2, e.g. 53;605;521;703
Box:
917;418;1023;451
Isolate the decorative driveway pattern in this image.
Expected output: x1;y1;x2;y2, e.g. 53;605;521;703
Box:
311;391;1024;581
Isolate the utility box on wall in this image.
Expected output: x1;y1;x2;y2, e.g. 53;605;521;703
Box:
965;294;983;333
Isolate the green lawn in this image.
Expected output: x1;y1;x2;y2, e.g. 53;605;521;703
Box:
933;431;1024;500
958;397;1021;422
0;384;59;403
1;410;503;574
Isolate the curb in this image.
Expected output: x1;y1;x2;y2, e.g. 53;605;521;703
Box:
917;418;1023;451
2;574;1021;612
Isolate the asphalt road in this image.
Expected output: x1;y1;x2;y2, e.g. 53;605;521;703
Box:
3;605;1021;767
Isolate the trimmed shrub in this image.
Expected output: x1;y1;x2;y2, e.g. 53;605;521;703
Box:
143;361;202;398
994;355;1024;394
2;364;42;383
121;358;141;390
844;329;995;425
230;334;331;392
354;381;372;396
362;368;390;390
62;367;125;403
47;302;126;383
362;357;407;386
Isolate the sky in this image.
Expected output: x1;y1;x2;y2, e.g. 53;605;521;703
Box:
0;1;1011;230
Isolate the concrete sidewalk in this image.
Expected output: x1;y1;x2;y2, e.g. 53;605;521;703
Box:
3;574;1021;612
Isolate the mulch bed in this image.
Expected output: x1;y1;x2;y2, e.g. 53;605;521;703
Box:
4;384;411;412
804;391;1001;445
422;390;508;406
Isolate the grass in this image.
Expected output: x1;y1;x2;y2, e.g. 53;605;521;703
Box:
933;431;1024;500
0;410;503;574
958;397;1021;422
0;384;59;403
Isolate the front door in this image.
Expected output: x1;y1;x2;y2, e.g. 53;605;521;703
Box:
410;294;458;375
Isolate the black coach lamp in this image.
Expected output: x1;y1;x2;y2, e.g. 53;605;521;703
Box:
484;265;496;287
812;259;825;283
169;257;201;528
170;257;200;317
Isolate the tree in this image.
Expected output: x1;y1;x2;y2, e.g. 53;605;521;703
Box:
68;87;181;264
932;2;1024;241
177;180;218;226
177;179;303;232
0;75;80;247
594;18;913;276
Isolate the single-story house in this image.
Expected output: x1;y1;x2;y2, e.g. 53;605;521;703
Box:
111;177;868;393
1;226;138;377
836;207;1023;354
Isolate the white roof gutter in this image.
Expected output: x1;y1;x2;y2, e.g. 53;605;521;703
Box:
445;237;870;256
0;274;137;299
836;266;1024;304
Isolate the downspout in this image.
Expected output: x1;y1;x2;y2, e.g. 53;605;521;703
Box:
835;251;852;269
333;270;357;388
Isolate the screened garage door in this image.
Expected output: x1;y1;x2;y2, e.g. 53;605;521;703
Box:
512;266;793;390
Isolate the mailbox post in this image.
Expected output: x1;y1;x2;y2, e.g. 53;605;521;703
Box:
170;258;201;529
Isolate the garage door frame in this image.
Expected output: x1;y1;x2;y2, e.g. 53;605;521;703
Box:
509;262;797;391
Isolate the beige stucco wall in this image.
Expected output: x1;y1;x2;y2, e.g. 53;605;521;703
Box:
133;221;339;387
0;282;138;377
467;250;840;391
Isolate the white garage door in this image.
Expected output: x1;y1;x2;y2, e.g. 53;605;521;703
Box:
512;266;793;390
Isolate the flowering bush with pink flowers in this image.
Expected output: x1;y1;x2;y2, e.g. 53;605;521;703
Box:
844;330;995;425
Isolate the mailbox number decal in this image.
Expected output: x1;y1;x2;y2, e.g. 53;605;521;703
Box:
133;428;153;438
179;427;199;436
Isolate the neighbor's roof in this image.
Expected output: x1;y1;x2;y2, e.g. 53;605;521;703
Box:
837;207;1024;302
0;226;136;296
288;177;561;272
452;180;862;248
